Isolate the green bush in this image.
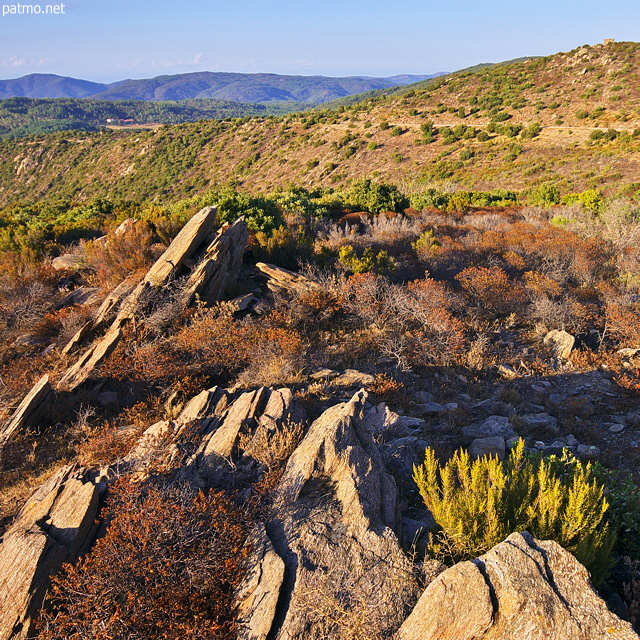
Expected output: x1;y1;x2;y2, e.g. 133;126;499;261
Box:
338;244;394;275
345;179;409;214
412;229;440;255
413;440;614;585
528;182;561;206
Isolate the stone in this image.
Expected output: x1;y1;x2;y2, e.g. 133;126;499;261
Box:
415;401;447;416
0;375;53;453
617;348;640;359
10;334;48;349
331;369;375;386
577;444;601;458
309;367;340;381
57;286;101;308
51;253;86;271
520;412;558;433
496;363;518;379
468;436;506;460
462;415;516;443
255;262;322;296
0;466;104;640
564;434;579;447
397;531;638;640
609;423;626;433
227;293;257;313
544;329;575;359
414;390;435;403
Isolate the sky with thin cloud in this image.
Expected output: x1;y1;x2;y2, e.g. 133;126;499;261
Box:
0;0;638;81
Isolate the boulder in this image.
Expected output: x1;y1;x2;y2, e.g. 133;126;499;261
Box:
520;412;559;434
331;369;376;387
236;390;420;640
0;466;104;640
468;436;506;460
462;415;516;444
51;253;86;271
397;531;638;640
544;329;575;359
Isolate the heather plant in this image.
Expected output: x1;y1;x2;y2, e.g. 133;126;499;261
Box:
413;440;614;585
38;479;248;640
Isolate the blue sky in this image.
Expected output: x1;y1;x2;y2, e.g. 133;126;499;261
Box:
0;0;638;81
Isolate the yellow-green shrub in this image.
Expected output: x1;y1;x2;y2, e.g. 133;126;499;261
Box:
413;440;614;585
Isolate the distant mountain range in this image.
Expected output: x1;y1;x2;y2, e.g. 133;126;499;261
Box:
0;71;445;104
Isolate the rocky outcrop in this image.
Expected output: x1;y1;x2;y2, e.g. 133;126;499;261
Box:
0;466;105;640
237;390;420;640
56;208;248;394
183;217;249;306
0;375;52;453
196;387;305;478
397;531;639;640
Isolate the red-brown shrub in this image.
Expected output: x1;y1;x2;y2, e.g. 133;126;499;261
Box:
38;479;249;640
85;220;158;288
456;265;527;317
606;300;640;348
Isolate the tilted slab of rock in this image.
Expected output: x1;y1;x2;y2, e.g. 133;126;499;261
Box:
58;208;242;393
61;278;137;356
196;387;306;477
125;386;305;479
236;524;286;640
57;325;122;392
183;217;249;306
255;262;321;295
397;531;638;640
0;466;104;640
142;205;218;288
114;206;220;324
237;390;419;640
0;375;52;454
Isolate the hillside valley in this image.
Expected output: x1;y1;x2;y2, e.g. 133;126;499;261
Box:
2;42;640;206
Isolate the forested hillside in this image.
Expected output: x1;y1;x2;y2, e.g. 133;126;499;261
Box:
1;42;640;206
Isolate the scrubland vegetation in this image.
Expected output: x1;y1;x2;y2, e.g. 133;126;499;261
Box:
2;39;640;637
